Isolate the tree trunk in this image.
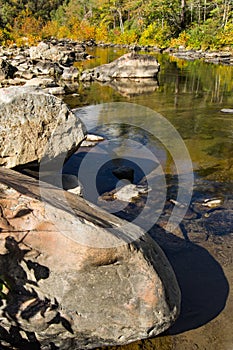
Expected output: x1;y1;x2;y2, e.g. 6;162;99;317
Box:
117;8;124;33
180;0;186;29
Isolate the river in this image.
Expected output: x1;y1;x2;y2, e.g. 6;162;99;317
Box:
63;47;233;350
64;47;233;184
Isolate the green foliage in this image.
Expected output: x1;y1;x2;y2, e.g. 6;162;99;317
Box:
0;0;232;49
186;20;219;50
139;22;172;48
216;23;233;48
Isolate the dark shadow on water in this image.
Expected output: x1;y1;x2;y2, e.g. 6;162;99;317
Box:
149;224;229;335
63;150;158;200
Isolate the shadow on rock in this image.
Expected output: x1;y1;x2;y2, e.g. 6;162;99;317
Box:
149;224;229;335
0;236;72;350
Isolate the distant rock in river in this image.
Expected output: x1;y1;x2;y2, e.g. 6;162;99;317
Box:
81;52;160;82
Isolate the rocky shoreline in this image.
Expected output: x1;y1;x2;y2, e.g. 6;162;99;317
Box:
0;39;232;96
99;42;233;65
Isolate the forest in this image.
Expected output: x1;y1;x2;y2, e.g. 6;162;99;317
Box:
0;0;232;50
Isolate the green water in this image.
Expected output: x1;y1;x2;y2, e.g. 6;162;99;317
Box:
64;47;233;184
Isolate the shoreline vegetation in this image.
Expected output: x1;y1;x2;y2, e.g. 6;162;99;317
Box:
0;0;232;52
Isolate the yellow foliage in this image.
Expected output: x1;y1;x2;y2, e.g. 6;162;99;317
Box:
139;23;171;47
113;29;138;45
71;21;96;41
0;29;3;43
9;10;44;46
41;20;60;39
95;24;109;43
216;24;233;47
57;25;72;39
170;32;191;48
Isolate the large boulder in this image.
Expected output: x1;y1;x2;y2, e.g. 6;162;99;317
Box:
81;53;160;82
0;86;86;168
0;167;180;350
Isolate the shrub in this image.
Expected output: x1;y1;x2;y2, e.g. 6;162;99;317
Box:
139;22;171;48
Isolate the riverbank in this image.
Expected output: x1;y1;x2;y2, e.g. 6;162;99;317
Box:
0;39;233;92
97;42;233;65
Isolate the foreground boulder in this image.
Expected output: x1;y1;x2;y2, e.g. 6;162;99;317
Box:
0;86;86;168
0;168;180;350
81;53;160;82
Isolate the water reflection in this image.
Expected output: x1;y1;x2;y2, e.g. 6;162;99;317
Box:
102;78;159;97
64;49;233;183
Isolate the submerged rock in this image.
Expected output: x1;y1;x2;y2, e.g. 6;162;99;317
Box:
0;86;86;168
112;165;135;182
0;167;180;350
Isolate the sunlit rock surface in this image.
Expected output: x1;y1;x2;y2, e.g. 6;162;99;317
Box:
0;86;86;168
81;53;160;82
0;168;180;350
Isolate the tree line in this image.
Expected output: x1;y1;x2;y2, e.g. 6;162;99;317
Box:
0;0;232;49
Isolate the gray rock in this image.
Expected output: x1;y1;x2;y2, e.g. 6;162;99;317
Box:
221;108;233;113
0;86;86;168
81;53;160;82
17;70;35;80
0;167;181;349
61;67;79;80
44;86;66;95
29;41;50;60
113;183;150;202
29;41;77;65
24;77;55;88
34;61;63;76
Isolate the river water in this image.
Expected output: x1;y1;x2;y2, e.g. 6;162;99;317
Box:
63;47;233;220
62;48;233;350
64;47;233;184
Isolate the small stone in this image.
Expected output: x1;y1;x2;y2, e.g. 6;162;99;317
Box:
24;77;55;88
44;86;65;95
114;184;149;202
202;198;223;208
220;108;233;113
81;134;105;147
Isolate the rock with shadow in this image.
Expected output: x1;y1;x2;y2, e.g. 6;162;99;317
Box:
0;167;181;349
